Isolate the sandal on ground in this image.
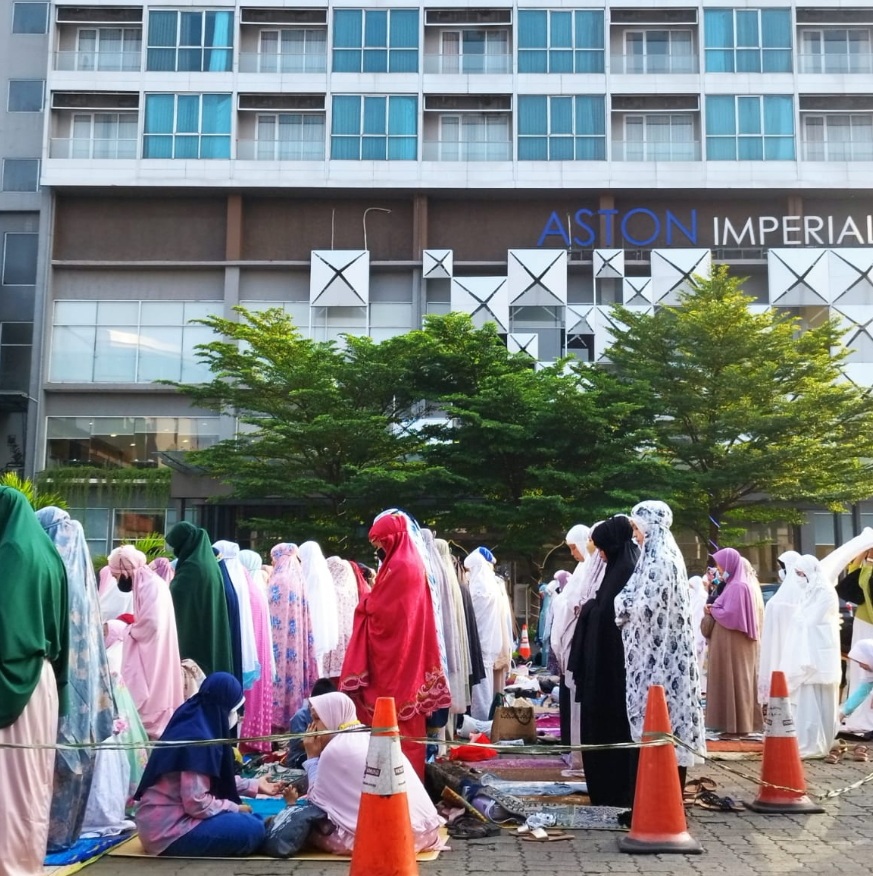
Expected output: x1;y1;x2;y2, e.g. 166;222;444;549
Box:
853;744;870;762
520;830;574;843
695;790;744;812
826;741;848;764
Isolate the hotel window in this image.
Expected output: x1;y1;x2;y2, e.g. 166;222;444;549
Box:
1;158;39;192
0;322;32;391
2;233;38;286
256;113;325;160
46;416;221;468
517;95;605;160
705;94;795;159
799;29;872;74
76;26;142;71
49;300;220;383
331;95;417;159
146;10;233;72
704;9;792;73
143;94;231;159
803;114;873;161
71;113;137;159
624;30;694;74
517;11;604;73
7;79;44;112
259;28;327;73
332;10;419;73
12;2;48;33
438;30;509;74
436;114;511;161
622;114;696;161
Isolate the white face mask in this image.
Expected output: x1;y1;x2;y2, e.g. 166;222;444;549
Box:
228;710;239;731
778;568;786;582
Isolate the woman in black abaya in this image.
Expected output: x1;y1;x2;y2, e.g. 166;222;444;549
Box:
569;515;639;808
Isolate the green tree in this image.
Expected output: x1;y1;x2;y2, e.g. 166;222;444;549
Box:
604;265;873;547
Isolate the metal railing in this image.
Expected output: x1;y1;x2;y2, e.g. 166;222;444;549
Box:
422;139;512;160
49;137;138;159
801;140;873;161
610;53;698;74
236;138;325;160
797;51;873;74
612;139;701;161
422;52;512;74
54;50;142;71
238;51;327;74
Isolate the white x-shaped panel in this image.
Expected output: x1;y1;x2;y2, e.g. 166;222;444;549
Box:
767;249;829;305
829;249;873;305
832;305;873;364
507;250;567;306
423;249;453;280
843;363;873;388
507;332;539;359
622;277;653;305
566;305;596;335
310;250;370;306
594;249;625;279
451;277;509;331
651;249;712;304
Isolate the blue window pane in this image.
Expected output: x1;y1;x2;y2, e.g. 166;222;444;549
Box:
144;95;175;133
763;95;794;134
706;49;734;72
178;48;203;71
362;136;386;159
333;50;362;72
387;136;416;159
575;11;603;49
738;137;763;160
704;10;734;48
146;48;175;71
735;11;759;47
175;135;200;158
518;138;548;160
551;97;573;134
389;49;417;72
363;49;388;72
519;11;547;49
149;12;177;46
576;96;605;135
334;11;362;48
518;96;548;135
736;48;760;72
764;136;794;160
550;50;573;73
575;51;603;73
390;10;418;48
332;96;361;134
518;50;547;72
200;135;230;159
550;12;572;49
549;137;574;160
179;12;202;46
331;137;360;159
205;12;233;48
388;96;416;134
176;95;200;133
364;11;387;47
205;48;232;71
706;137;736;160
202;94;231;133
763;49;792;72
738;96;761;133
143;135;173;158
363;97;386;134
762;10;791;48
705;96;736;135
576;137;604;160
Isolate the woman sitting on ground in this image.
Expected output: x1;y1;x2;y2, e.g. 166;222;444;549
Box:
134;672;281;856
286;691;442;855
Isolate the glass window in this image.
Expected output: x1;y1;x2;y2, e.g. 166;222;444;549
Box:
705;94;795;160
147;10;232;72
50;325;96;381
113;510;168;547
803;113;873;160
800;28;872;74
621;114;696;160
259;28;327;73
76;27;141;72
256;113;325;160
331;95;417;160
71;112;138;159
518;95;605;160
434;113;511;161
7;79;44;112
1;158;39;192
518;10;604;73
332;9;419;73
704;8;792;73
2;232;38;285
624;29;693;74
143;93;231;159
12;2;48;33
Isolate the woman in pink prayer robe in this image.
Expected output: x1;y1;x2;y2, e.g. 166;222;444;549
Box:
107;546;183;738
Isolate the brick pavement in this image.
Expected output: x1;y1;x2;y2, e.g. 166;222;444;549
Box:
87;757;873;876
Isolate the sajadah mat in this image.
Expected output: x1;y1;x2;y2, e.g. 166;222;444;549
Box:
45;834;133;876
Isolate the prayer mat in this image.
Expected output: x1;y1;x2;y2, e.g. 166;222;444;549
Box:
108;831;446;861
706;739;764;757
44;834;133;876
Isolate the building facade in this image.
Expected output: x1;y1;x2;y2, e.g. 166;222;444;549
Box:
6;0;873;557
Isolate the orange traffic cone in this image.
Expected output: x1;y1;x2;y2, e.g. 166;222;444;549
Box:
618;685;702;855
518;624;531;660
349;696;419;876
746;671;824;814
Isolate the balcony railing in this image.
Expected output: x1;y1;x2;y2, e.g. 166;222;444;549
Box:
54;50;142;72
797;51;873;74
238;51;327;74
49;138;138;159
610;53;699;74
237;138;325;160
423;53;512;74
422;139;512;160
801;140;873;161
612;140;701;161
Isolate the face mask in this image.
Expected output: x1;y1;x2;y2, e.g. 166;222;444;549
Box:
228;710;239;731
375;547;386;562
117;574;133;593
778;568;786;582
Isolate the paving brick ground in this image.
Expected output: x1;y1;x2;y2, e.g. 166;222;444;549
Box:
88;757;873;876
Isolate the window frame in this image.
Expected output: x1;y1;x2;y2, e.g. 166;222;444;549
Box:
142;92;232;159
146;9;233;72
12;1;48;34
255;111;326;159
703;8;792;73
517;10;604;74
330;94;418;160
517;94;606;161
2;232;39;286
7;79;45;113
332;9;420;73
1;158;40;192
705;93;796;160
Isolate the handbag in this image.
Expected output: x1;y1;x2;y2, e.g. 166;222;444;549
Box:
700;613;715;640
490;697;536;743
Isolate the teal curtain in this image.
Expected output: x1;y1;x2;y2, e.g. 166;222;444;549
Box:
143;93;174;157
737;96;761;133
331;95;361;159
704;10;734;72
574;12;603;72
178;11;202;71
387;96;416;159
333;10;362;71
517;96;547;160
762;9;792;71
205;11;232;72
389;9;418;71
575;96;605;159
705;94;737;159
551;96;572;134
518;10;547;72
147;11;176;71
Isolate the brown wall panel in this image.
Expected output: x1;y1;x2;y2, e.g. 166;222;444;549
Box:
54;196;228;261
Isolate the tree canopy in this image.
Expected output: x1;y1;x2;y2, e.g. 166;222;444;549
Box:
603;265;873;547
